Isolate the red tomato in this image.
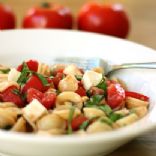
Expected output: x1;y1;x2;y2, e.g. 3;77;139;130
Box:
71;115;88;131
17;60;39;72
0;3;16;29
23;2;73;29
78;2;130;38
52;72;63;89
22;75;47;93
1;86;24;107
75;86;86;96
125;91;149;101
41;93;56;109
27;88;43;103
107;82;125;109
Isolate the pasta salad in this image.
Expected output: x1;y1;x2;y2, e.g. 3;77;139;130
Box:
0;60;149;135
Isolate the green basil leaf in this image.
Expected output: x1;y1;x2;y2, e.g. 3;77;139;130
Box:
17;62;31;85
100;117;113;126
67;107;75;134
0;68;10;74
98;105;112;115
75;75;83;81
109;113;124;122
85;95;103;107
35;73;49;86
79;120;90;130
96;79;107;91
12;89;21;96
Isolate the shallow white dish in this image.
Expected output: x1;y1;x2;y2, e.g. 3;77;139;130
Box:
0;29;156;156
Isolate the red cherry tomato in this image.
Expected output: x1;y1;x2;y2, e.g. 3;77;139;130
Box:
1;86;24;107
107;82;125;109
22;75;47;93
23;2;73;29
75;86;86;97
27;88;43;103
71;115;88;131
78;2;130;38
17;60;39;72
125;91;149;101
0;3;16;29
52;72;63;89
41;93;56;109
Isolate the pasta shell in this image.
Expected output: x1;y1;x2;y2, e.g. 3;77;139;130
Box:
11;117;26;132
53;108;81;120
126;97;149;108
0;109;16;129
37;114;66;131
37;62;51;76
114;114;139;128
58;75;78;92
83;107;105;119
87;120;112;134
132;106;148;118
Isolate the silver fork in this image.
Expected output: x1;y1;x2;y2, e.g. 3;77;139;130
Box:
52;57;156;76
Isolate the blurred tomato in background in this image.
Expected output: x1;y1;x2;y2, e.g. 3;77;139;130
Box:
78;2;130;38
0;3;16;30
23;2;73;29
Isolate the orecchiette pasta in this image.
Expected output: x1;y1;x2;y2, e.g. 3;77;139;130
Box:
58;74;78;92
0;60;150;135
37;114;66;131
83;107;105;119
126;97;149;109
56;91;83;109
37;62;51;76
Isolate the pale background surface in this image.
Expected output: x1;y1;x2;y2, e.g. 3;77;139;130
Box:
3;0;156;156
5;0;156;49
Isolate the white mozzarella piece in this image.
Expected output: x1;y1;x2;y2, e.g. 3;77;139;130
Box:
82;70;102;90
8;68;21;82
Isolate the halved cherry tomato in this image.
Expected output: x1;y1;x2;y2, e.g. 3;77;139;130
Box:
27;88;43;103
52;72;63;89
107;82;125;109
71;115;88;131
1;86;24;107
75;86;86;96
41;93;56;109
22;75;47;93
17;60;38;72
125;91;149;101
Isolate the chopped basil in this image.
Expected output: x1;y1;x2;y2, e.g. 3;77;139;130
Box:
67;107;75;134
109;113;124;122
17;62;31;85
86;90;91;97
85;95;104;107
98;105;112;115
12;89;21;96
100;117;113;126
35;73;49;86
79;120;90;130
0;68;10;74
75;75;83;81
96;79;107;91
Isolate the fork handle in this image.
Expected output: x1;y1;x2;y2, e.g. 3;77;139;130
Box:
112;62;156;71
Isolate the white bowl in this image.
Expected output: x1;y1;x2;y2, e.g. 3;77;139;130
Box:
0;29;156;156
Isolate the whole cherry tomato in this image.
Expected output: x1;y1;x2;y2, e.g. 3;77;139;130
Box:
0;3;16;29
77;2;130;38
107;82;125;109
23;2;73;29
